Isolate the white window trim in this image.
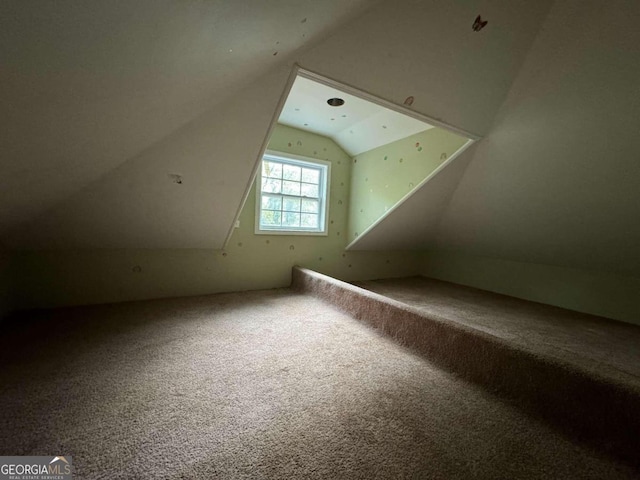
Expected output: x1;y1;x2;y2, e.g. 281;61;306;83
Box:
255;150;331;236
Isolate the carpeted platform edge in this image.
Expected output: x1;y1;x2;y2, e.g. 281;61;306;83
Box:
291;266;640;470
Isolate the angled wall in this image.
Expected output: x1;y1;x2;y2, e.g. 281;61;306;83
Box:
347;128;468;244
4;67;292;250
0;0;380;236
435;0;640;276
423;0;640;324
344;143;478;251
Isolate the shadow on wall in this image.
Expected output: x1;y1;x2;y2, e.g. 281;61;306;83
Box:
347;128;468;242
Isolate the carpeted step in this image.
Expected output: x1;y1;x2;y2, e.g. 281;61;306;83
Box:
291;266;640;471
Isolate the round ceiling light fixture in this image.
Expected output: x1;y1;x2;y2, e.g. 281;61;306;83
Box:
327;97;345;107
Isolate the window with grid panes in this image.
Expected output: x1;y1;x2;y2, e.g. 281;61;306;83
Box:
256;152;330;234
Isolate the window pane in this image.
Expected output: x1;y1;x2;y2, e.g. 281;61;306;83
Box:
258;156;327;233
263;161;282;179
261;194;282;210
261;210;281;226
282;164;301;181
301;199;319;213
301;167;320;184
301;213;318;228
301;183;319;198
283;197;301;212
282;180;301;196
283;212;300;227
262;178;281;194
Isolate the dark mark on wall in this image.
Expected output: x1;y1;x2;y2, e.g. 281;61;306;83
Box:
472;15;488;32
168;174;183;184
132;265;142;273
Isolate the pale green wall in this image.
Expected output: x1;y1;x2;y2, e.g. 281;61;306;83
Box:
224;123;422;289
348;128;467;243
421;250;640;326
11;125;421;311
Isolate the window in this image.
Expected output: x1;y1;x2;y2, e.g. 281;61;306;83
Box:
256;151;330;235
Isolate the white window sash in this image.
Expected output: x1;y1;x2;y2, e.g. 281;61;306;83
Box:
255;151;330;235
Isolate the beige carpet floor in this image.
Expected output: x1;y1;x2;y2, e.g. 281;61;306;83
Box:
354;276;640;386
0;288;637;479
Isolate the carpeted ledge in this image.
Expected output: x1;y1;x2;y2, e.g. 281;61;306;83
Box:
291;266;640;471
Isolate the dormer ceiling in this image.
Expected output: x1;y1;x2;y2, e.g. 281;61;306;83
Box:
279;75;433;156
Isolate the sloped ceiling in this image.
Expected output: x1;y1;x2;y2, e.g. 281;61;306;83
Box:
2;0;553;251
435;0;640;276
0;0;379;235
